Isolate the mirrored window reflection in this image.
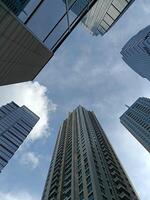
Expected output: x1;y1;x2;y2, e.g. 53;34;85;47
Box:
1;0;96;51
19;0;41;22
43;0;92;51
25;0;66;41
44;16;68;50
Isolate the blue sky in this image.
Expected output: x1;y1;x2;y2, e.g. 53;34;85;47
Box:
0;0;150;200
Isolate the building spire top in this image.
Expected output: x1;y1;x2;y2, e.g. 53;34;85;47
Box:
125;104;130;109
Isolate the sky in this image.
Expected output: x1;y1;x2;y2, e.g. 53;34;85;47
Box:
0;0;150;200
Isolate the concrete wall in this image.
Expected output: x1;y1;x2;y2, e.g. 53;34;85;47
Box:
0;3;53;86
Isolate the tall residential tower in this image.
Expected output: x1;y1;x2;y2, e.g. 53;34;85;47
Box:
0;101;39;172
120;97;150;152
42;106;139;200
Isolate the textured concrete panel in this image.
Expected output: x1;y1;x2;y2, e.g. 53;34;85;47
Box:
0;4;53;86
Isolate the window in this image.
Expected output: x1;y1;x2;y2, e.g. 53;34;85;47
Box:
110;188;113;195
84;157;88;164
78;176;82;183
85;163;88;169
99;178;103;185
78;169;82;176
86;176;91;184
88;193;94;200
79;183;83;192
79;192;84;200
102;195;107;200
85;169;90;176
87;183;92;193
100;186;105;194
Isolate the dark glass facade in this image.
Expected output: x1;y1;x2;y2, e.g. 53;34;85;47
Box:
120;97;150;153
20;0;98;52
42;106;139;200
0;0;98;86
1;0;98;52
0;102;39;172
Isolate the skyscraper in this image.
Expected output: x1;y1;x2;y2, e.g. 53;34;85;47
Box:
0;101;39;172
121;25;150;81
120;97;150;153
0;0;98;86
66;0;135;36
42;106;139;200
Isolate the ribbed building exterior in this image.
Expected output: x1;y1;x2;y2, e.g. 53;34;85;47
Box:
0;2;53;86
120;97;150;153
121;25;150;81
42;106;139;200
0;102;39;172
66;0;135;36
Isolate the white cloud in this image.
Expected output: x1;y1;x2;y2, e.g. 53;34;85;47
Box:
0;81;57;141
20;152;40;169
0;191;37;200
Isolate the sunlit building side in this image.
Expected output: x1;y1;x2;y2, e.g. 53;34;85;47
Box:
66;0;135;36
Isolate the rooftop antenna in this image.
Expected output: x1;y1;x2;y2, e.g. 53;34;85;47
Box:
125;104;130;109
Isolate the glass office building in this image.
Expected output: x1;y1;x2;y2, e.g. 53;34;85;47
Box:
0;102;39;172
42;106;139;200
121;25;150;81
66;0;135;36
0;0;98;86
0;1;53;86
120;97;150;153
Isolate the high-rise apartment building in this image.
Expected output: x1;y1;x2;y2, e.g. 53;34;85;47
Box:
42;106;139;200
66;0;135;36
120;97;150;153
121;25;150;81
0;0;98;86
0;101;39;172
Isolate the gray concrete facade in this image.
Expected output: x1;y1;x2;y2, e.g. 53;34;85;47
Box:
120;97;150;153
42;106;139;200
0;2;53;86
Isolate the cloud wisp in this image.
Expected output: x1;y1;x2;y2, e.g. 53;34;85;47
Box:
20;152;40;169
